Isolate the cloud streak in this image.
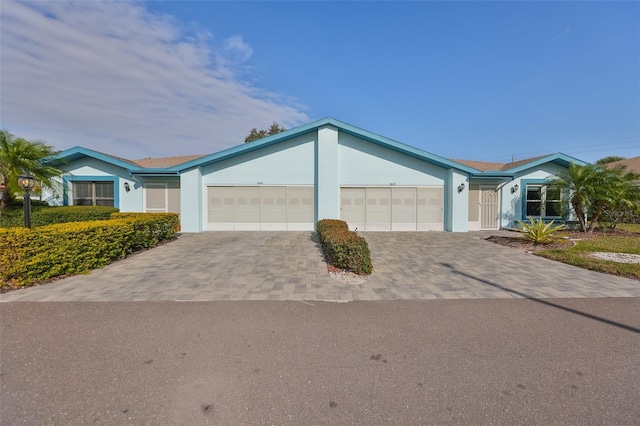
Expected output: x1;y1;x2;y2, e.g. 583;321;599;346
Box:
0;1;308;159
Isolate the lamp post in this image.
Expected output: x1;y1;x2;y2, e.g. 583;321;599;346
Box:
18;171;35;228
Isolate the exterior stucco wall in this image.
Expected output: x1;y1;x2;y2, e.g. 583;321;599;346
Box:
501;163;568;228
317;126;339;220
200;135;316;185
179;168;202;232
184;133;317;232
337;133;447;186
445;169;469;232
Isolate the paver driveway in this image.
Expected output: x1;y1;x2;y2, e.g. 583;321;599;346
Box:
1;231;639;302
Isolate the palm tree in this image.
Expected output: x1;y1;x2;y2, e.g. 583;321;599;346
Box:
587;165;640;231
551;163;640;232
0;130;63;209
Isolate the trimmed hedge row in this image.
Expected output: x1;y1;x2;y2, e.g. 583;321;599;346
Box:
316;219;373;275
0;206;118;228
0;213;179;287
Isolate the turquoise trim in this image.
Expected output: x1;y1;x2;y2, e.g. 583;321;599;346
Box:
519;178;564;221
506;154;587;174
173;117;480;174
46;146;136;170
63;175;119;208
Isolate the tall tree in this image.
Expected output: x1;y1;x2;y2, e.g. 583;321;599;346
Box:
595;155;626;165
551;163;639;232
244;122;286;143
0;130;63;209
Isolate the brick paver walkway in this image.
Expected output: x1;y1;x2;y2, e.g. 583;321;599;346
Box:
1;232;638;302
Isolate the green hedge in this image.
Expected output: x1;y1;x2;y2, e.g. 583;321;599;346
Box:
0;206;118;228
316;219;373;275
0;213;179;287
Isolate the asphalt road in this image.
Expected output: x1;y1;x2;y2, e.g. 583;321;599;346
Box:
1;299;639;425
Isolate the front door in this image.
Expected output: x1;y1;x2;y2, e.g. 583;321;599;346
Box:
480;186;499;229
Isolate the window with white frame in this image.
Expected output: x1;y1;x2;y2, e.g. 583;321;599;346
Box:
525;184;561;217
73;181;114;207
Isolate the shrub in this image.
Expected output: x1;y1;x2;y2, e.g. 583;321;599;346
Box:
0;213;179;287
517;216;565;244
316;219;349;244
316;219;373;275
0;205;118;228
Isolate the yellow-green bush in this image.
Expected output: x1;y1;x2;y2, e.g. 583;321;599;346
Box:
0;205;118;228
316;219;373;275
0;213;179;287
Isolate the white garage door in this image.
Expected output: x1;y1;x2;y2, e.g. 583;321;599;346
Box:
207;186;314;231
341;187;443;231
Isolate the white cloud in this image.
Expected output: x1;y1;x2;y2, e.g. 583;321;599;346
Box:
0;1;308;159
223;35;254;63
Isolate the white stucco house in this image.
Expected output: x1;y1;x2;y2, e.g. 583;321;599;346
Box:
45;118;586;232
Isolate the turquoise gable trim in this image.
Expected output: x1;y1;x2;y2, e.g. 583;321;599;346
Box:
63;175;120;209
174;118;480;174
506;153;587;174
47;146;136;171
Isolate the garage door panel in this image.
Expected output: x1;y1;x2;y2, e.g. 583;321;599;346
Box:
341;186;443;231
287;186;314;227
261;187;287;224
207;186;314;231
340;188;365;230
208;187;235;230
391;187;416;230
235;187;261;226
366;187;391;231
417;187;444;230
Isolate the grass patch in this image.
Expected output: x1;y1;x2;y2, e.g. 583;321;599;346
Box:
616;223;640;233
537;233;640;280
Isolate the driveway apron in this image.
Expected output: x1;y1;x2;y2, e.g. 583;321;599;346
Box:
1;231;638;302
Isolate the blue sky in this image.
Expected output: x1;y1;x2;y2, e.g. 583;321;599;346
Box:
2;1;638;163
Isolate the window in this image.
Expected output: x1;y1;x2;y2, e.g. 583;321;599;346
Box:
73;181;114;207
525;184;561;217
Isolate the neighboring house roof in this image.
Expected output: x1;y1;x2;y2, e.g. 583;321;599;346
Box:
602;156;640;175
453;155;554;172
132;155;207;169
454;154;585;177
451;159;507;171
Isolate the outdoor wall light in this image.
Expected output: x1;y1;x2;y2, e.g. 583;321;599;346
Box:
457;183;465;193
124;182;131;192
18;171;35;228
511;184;519;194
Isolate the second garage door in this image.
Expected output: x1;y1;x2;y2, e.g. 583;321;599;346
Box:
207;186;314;231
340;187;443;231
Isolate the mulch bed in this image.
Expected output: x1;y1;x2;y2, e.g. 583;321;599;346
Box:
485;235;573;252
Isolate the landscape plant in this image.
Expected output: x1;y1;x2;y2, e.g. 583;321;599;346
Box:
550;163;640;232
0;130;63;209
0;213;179;287
517;216;565;244
0;205;118;228
316;219;373;274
